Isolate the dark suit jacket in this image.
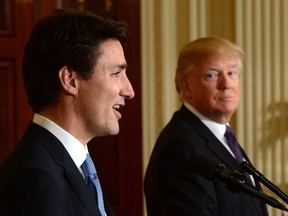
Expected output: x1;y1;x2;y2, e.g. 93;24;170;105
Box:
0;122;114;216
144;105;269;216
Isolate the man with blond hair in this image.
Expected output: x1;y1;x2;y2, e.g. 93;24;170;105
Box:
144;37;269;216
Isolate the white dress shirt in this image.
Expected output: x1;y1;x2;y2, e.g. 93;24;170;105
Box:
33;113;87;175
183;102;236;157
183;102;255;184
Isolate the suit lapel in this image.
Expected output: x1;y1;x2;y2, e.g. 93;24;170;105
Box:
177;106;239;169
103;194;114;216
63;157;100;215
176;107;267;215
62;147;114;216
26;123;101;216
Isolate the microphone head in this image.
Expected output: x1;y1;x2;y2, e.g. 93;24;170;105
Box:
189;151;226;180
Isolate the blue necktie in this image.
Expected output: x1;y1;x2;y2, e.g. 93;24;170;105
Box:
81;154;106;216
224;125;244;164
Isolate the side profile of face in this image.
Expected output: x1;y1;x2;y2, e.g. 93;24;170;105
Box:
182;54;241;123
75;39;135;138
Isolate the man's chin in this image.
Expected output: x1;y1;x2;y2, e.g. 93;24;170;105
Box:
94;125;120;137
107;125;120;136
219;104;238;113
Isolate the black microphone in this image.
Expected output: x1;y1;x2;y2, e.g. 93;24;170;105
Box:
189;151;288;211
240;161;288;205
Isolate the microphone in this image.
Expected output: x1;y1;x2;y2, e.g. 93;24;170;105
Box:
240;161;288;205
189;151;288;211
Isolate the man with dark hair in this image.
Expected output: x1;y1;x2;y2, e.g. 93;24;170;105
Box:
0;9;134;216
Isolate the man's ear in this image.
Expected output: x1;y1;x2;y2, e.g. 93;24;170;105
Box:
58;66;78;95
179;79;192;100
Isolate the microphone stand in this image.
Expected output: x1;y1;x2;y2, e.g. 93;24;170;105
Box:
222;169;288;211
240;161;288;205
189;151;288;210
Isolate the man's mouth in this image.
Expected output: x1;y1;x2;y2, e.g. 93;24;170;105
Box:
113;104;121;110
113;104;123;119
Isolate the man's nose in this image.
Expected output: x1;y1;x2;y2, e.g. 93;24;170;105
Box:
218;73;232;89
122;77;135;99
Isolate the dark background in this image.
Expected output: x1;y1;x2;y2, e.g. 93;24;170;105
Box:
0;0;143;215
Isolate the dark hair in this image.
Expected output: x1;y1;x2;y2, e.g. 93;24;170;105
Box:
22;9;129;112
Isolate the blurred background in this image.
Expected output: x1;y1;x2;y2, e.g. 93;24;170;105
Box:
0;0;287;215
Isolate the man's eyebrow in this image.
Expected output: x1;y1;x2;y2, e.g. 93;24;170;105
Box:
117;63;128;69
207;64;238;70
228;64;238;68
205;66;220;71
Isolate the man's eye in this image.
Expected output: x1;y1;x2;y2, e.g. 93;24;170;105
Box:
229;70;236;75
205;72;218;80
112;72;121;77
228;70;238;77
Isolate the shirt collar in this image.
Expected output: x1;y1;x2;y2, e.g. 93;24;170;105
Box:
183;102;242;163
183;102;227;141
33;113;87;169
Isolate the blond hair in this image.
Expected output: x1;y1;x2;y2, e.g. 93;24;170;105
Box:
175;37;245;94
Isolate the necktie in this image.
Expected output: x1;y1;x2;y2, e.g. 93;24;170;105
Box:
224;126;255;184
81;154;106;216
224;125;244;164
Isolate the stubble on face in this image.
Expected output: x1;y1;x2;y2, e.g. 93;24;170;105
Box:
74;40;129;141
